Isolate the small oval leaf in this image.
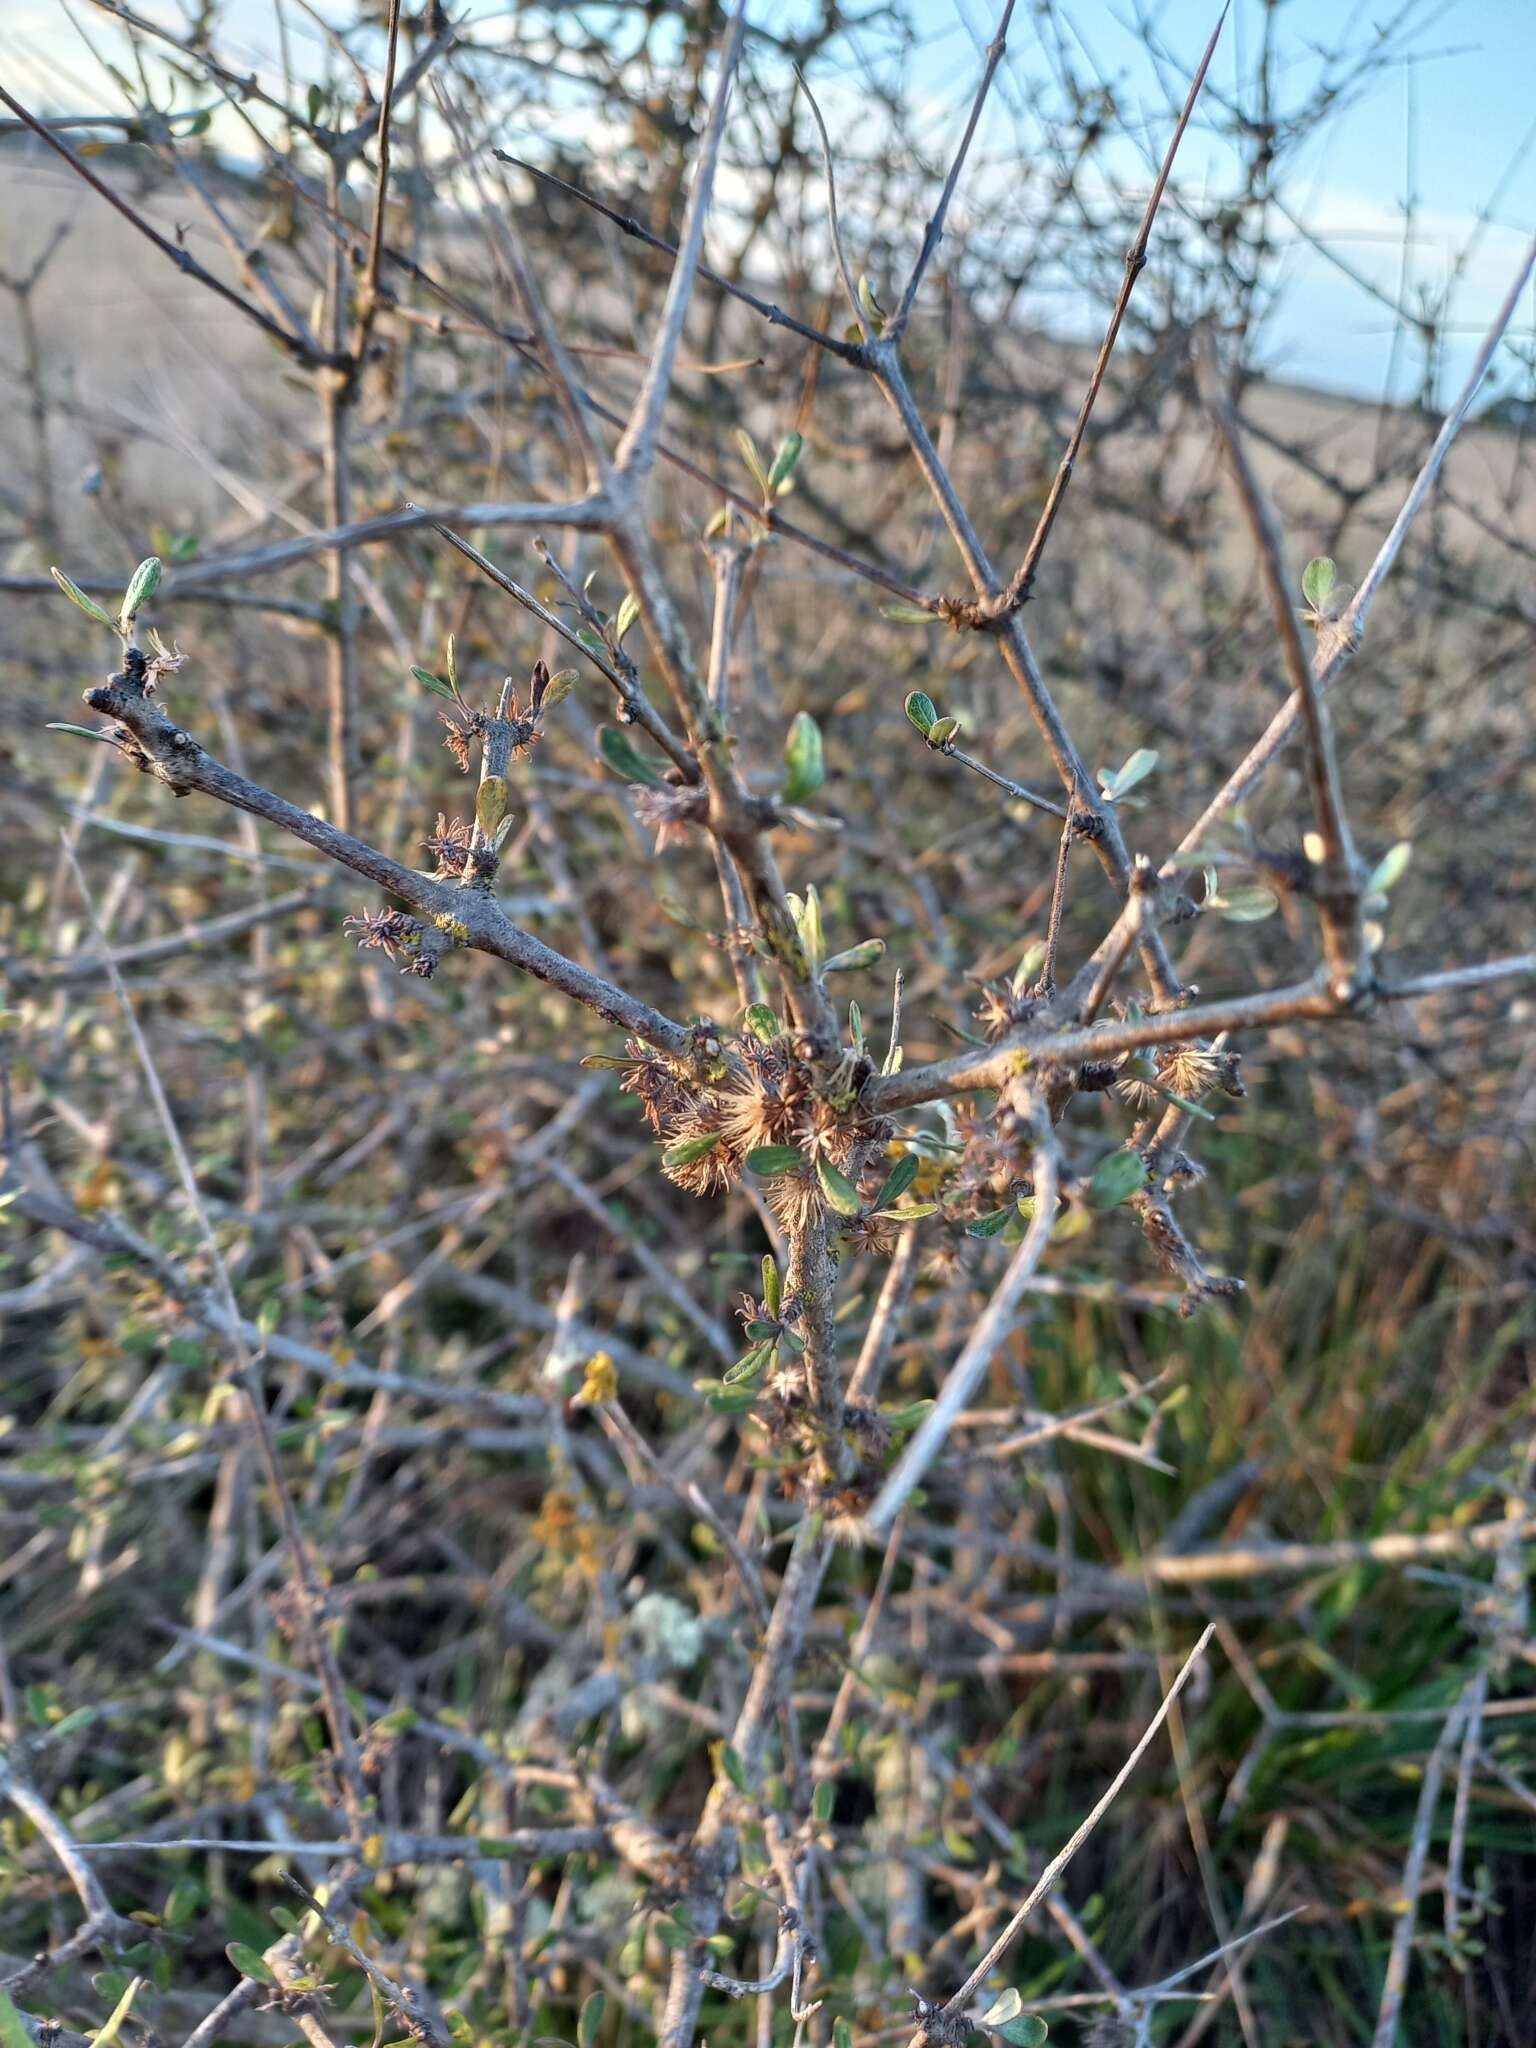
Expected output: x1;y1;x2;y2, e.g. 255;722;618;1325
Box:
1086;1150;1148;1210
597;725;667;788
225;1944;276;1986
475;776;509;836
904;690;937;733
120;556;162;624
50;568;119;631
1301;556;1336;610
816;1156;862;1217
823;939;886;974
662;1130;723;1168
745;1145;804;1178
782;710;825;803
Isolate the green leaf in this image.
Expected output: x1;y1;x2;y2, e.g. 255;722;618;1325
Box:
226;1944;276;1985
1211;885;1279;923
411;664;455;699
119;556;162;626
816;1156;862;1217
597;725;667;788
998;2018;1048;2046
49;1706;99;1740
883;605;936;625
1301;556;1336;610
614;591;642;643
1366;841;1412;897
46;722;118;746
967;1208;1012;1238
768;432;804;494
306;82;325;126
823;939;885;974
905;690;938;733
745;1145;804;1178
164;1875;203;1927
782;710;825;802
706;1384;760;1415
1011;940;1047;991
1;1990;38;2048
734;428;770;495
1086;1150;1147;1210
980;1989;1023;2029
49;568;119;631
540;668;578;710
92;1977;142;2048
875;1153;919;1210
812;1780;836;1823
1100;748;1159;801
833;2021;854;2048
792;886;825;975
373;1707;421;1735
1158;1090;1216;1123
719;1746;749;1793
857;272;885;330
743;1004;780;1041
578;1991;605;2048
880;1398;934;1432
663;1131;723;1168
761;1255;781;1316
926;715;962;748
475;777;509;837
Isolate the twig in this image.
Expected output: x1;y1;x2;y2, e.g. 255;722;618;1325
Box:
917;1624;1217;2030
864;1105;1058;1530
889;0;1017;341
990;6;1228;616
1371;1685;1475;2047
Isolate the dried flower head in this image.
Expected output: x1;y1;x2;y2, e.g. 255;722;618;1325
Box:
767;1163;825;1235
619;1040;697;1132
844;1210;899;1259
144;629;187;692
659;1115;736;1197
633;782;710;853
1155;1043;1224;1101
793;1091;861;1170
422;812;474;878
440;706;484;772
1115;1051;1164;1112
974;979;1042;1043
344;907;422;967
715;1042;809;1155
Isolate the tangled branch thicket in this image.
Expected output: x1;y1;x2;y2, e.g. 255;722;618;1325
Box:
1;2;1534;2044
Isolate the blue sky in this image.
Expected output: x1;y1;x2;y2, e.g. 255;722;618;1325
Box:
7;0;1533;403
888;0;1536;399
